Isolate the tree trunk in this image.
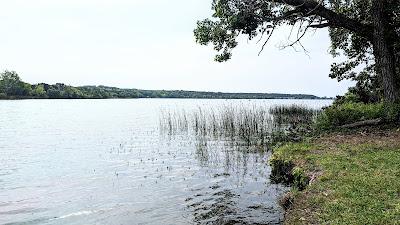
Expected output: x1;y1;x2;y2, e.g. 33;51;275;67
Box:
372;0;399;103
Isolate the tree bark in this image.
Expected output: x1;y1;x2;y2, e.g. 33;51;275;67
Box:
340;118;382;129
372;0;399;103
275;0;399;103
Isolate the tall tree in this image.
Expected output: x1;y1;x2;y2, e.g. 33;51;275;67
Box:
0;70;32;96
194;0;400;103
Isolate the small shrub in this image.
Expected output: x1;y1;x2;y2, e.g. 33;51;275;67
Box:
270;158;295;185
292;167;310;190
270;158;310;190
383;103;400;123
333;92;361;105
315;102;386;129
315;102;400;129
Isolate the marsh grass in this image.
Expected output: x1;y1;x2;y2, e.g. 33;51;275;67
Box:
160;104;320;146
269;104;321;125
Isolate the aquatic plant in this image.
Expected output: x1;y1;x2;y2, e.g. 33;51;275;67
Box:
269;104;321;125
160;104;320;147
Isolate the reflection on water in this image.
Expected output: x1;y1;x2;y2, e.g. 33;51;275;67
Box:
0;99;332;225
186;138;285;224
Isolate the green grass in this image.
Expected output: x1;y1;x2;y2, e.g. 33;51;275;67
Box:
271;131;400;224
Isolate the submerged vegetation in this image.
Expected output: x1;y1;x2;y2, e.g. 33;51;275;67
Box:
0;71;325;100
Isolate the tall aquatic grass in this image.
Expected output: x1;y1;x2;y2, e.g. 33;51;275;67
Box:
160;104;320;146
269;104;321;125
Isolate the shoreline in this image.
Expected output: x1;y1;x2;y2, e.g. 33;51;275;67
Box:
270;127;400;224
0;97;333;100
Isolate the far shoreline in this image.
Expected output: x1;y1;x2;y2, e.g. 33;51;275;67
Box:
0;72;333;100
0;97;334;100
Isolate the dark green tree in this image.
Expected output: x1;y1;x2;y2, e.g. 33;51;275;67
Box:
0;70;32;97
32;84;47;97
194;0;400;103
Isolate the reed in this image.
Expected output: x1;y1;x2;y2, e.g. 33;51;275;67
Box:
269;104;321;125
160;104;319;146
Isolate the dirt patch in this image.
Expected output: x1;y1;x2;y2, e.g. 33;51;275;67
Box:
316;128;400;148
283;189;322;225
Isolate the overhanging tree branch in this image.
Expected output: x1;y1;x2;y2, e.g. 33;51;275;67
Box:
309;22;330;28
268;0;373;40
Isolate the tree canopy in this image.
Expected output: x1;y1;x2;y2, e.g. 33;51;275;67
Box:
194;0;400;103
0;70;32;97
0;71;325;100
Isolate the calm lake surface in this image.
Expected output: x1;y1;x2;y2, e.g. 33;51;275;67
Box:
0;99;332;225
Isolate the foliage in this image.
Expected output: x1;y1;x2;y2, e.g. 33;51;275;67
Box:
315;102;400;129
270;142;313;190
334;70;382;105
0;71;32;97
315;102;385;129
0;71;326;100
333;92;362;105
383;103;400;123
194;0;400;102
32;84;47;98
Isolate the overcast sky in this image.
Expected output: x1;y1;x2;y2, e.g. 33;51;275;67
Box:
0;0;353;97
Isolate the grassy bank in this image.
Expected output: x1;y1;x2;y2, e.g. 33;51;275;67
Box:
270;128;400;224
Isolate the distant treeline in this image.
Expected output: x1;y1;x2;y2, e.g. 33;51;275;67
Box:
0;71;328;100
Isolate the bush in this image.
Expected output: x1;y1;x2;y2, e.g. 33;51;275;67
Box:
383;103;400;123
315;102;389;129
333;92;361;105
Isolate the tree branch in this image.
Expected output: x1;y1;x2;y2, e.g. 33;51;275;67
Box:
268;0;373;40
309;22;331;28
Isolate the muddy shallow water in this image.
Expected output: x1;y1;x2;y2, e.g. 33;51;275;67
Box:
0;99;332;225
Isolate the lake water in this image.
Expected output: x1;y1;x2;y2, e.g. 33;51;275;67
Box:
0;99;332;225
